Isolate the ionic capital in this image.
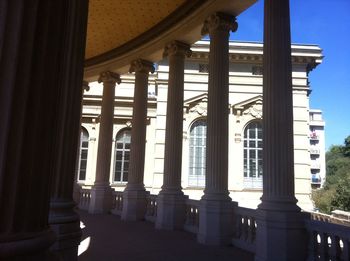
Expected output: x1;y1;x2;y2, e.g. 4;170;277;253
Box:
129;59;155;74
98;71;121;85
82;81;90;92
163;41;192;58
201;12;238;36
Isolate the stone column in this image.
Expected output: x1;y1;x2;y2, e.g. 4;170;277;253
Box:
122;59;155;221
255;0;308;260
0;1;88;260
89;71;121;214
197;12;238;245
156;41;192;230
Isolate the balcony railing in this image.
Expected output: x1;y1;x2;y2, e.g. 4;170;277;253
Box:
78;188;350;259
310;133;319;141
310;148;320;155
232;206;257;253
78;188;91;211
111;191;123;215
145;193;157;222
184;199;200;234
306;219;350;260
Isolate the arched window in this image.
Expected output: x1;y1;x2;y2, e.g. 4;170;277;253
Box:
114;129;131;183
243;121;263;188
188;119;206;187
78;127;89;181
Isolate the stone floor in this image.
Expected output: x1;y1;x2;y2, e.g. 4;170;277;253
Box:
78;210;254;261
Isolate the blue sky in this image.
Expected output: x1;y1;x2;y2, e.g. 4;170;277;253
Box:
231;0;350;150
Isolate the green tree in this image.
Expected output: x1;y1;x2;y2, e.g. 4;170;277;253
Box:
312;135;350;213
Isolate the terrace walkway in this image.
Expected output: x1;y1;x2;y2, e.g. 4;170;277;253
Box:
77;210;254;261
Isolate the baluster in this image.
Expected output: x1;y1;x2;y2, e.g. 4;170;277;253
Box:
341;237;349;261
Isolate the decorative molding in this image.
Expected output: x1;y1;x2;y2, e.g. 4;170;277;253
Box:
98;71;121;85
83;81;90;92
163;41;192;58
129;59;155;74
232;95;263;119
184;93;208;116
201;12;238;35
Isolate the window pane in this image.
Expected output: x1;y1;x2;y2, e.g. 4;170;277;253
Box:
114;129;131;183
79;170;86;181
114;171;121;182
78;127;89;181
122;172;128;182
243;122;263;184
189;119;206;186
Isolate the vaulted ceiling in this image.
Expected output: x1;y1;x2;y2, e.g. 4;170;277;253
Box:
84;0;257;79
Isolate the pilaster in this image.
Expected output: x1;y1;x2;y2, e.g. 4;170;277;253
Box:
89;71;121;214
122;59;155;221
198;12;238;245
156;41;191;230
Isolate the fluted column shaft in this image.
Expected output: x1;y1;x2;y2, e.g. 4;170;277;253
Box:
260;0;298;211
0;1;88;259
94;72;121;185
255;1;307;260
127;60;154;186
202;13;237;199
197;13;238;246
89;72;120;214
121;60;154;221
155;42;191;230
48;1;88;259
162;42;191;191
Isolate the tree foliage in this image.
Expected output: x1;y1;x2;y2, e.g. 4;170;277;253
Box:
312;135;350;213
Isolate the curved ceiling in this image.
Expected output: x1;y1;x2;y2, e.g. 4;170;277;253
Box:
85;0;186;59
84;0;257;79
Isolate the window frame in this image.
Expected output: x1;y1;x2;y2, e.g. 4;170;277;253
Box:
188;118;207;187
113;128;131;183
243;121;263;189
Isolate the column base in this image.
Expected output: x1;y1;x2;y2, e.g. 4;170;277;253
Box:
197;195;236;246
0;230;57;260
155;190;188;230
121;186;147;221
88;185;113;214
49;200;82;261
254;208;308;261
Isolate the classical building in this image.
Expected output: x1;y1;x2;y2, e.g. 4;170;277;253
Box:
77;40;324;210
1;1;349;261
309;109;326;188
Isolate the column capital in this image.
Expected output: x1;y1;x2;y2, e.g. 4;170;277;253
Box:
163;41;192;58
129;59;155;74
201;12;238;36
98;71;121;85
83;81;90;92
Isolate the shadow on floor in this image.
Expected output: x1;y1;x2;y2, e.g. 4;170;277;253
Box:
77;210;254;261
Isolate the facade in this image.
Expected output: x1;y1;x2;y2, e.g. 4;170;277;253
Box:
77;40;323;211
309;109;326;188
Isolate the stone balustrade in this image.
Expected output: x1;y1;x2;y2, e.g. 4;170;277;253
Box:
111;191;124;215
145;194;157;222
306;219;350;260
79;189;92;211
184;199;200;234
232;206;257;253
77;188;350;259
310;211;350;227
